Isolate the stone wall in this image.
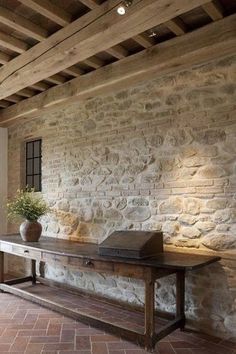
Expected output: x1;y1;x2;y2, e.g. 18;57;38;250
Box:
8;54;236;339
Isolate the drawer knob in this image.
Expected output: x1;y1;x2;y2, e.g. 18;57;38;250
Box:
24;250;29;253
85;260;93;266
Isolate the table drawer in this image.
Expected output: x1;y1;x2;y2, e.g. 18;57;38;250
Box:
69;257;114;274
11;245;41;260
42;252;69;265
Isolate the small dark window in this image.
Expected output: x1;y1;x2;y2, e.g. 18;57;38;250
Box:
26;139;42;192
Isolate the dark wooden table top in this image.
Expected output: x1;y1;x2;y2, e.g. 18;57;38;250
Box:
0;235;221;271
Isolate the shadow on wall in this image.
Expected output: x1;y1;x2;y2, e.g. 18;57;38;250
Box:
184;262;235;338
154;262;235;338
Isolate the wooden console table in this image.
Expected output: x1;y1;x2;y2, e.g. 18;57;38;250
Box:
0;235;220;351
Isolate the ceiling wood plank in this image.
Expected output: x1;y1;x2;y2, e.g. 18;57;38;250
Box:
79;0;101;9
5;95;22;103
30;81;50;91
0;100;10;108
133;33;156;48
202;0;224;21
44;74;67;85
105;45;128;59
0;0;210;100
17;88;36;97
18;0;72;27
1;14;235;126
83;56;104;68
0;5;48;41
165;18;187;35
0;52;11;64
63;66;84;77
0;31;29;54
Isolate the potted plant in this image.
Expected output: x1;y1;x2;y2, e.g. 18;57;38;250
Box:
7;188;49;242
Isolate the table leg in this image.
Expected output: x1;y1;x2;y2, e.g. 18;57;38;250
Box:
176;270;185;330
144;272;155;351
0;252;4;292
31;260;36;285
39;261;45;278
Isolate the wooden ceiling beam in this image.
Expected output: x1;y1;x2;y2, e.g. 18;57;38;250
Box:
0;52;11;64
18;0;72;27
1;14;235;126
133;33;156;48
0;0;210;100
165;18;187;35
202;0;224;21
0;5;48;41
20;0;128;62
0;32;29;54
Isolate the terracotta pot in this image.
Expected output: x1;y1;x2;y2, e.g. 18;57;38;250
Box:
19;220;42;242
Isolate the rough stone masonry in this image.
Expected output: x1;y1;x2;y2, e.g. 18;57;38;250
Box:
8;54;236;339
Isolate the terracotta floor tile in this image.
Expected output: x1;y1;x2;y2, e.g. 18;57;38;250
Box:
34;318;50;329
61;329;76;342
9;336;30;352
0;335;17;344
30;335;60;343
157;342;176;354
125;349;150;353
191;332;222;344
23;313;38;323
220;339;236;349
0;344;11;351
43;342;75;350
18;329;47;336
0;292;233;354
170;340;202;349
107;341;140;350
92;342;108;354
25;342;44;354
76;335;91;350
91;334;120;342
59;351;91;354
47;323;62;335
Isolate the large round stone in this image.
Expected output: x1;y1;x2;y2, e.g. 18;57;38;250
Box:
159;197;183;214
124;207;151;222
202;234;236;250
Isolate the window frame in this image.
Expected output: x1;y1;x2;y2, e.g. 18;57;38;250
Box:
25;139;42;192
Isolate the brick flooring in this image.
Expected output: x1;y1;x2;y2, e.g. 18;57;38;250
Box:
0;291;235;354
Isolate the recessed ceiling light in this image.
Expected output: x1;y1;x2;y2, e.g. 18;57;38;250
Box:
117;5;126;15
117;0;133;16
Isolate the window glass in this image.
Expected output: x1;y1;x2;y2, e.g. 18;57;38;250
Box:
26;139;42;192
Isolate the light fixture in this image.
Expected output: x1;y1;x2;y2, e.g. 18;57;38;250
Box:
149;30;157;38
117;0;133;15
